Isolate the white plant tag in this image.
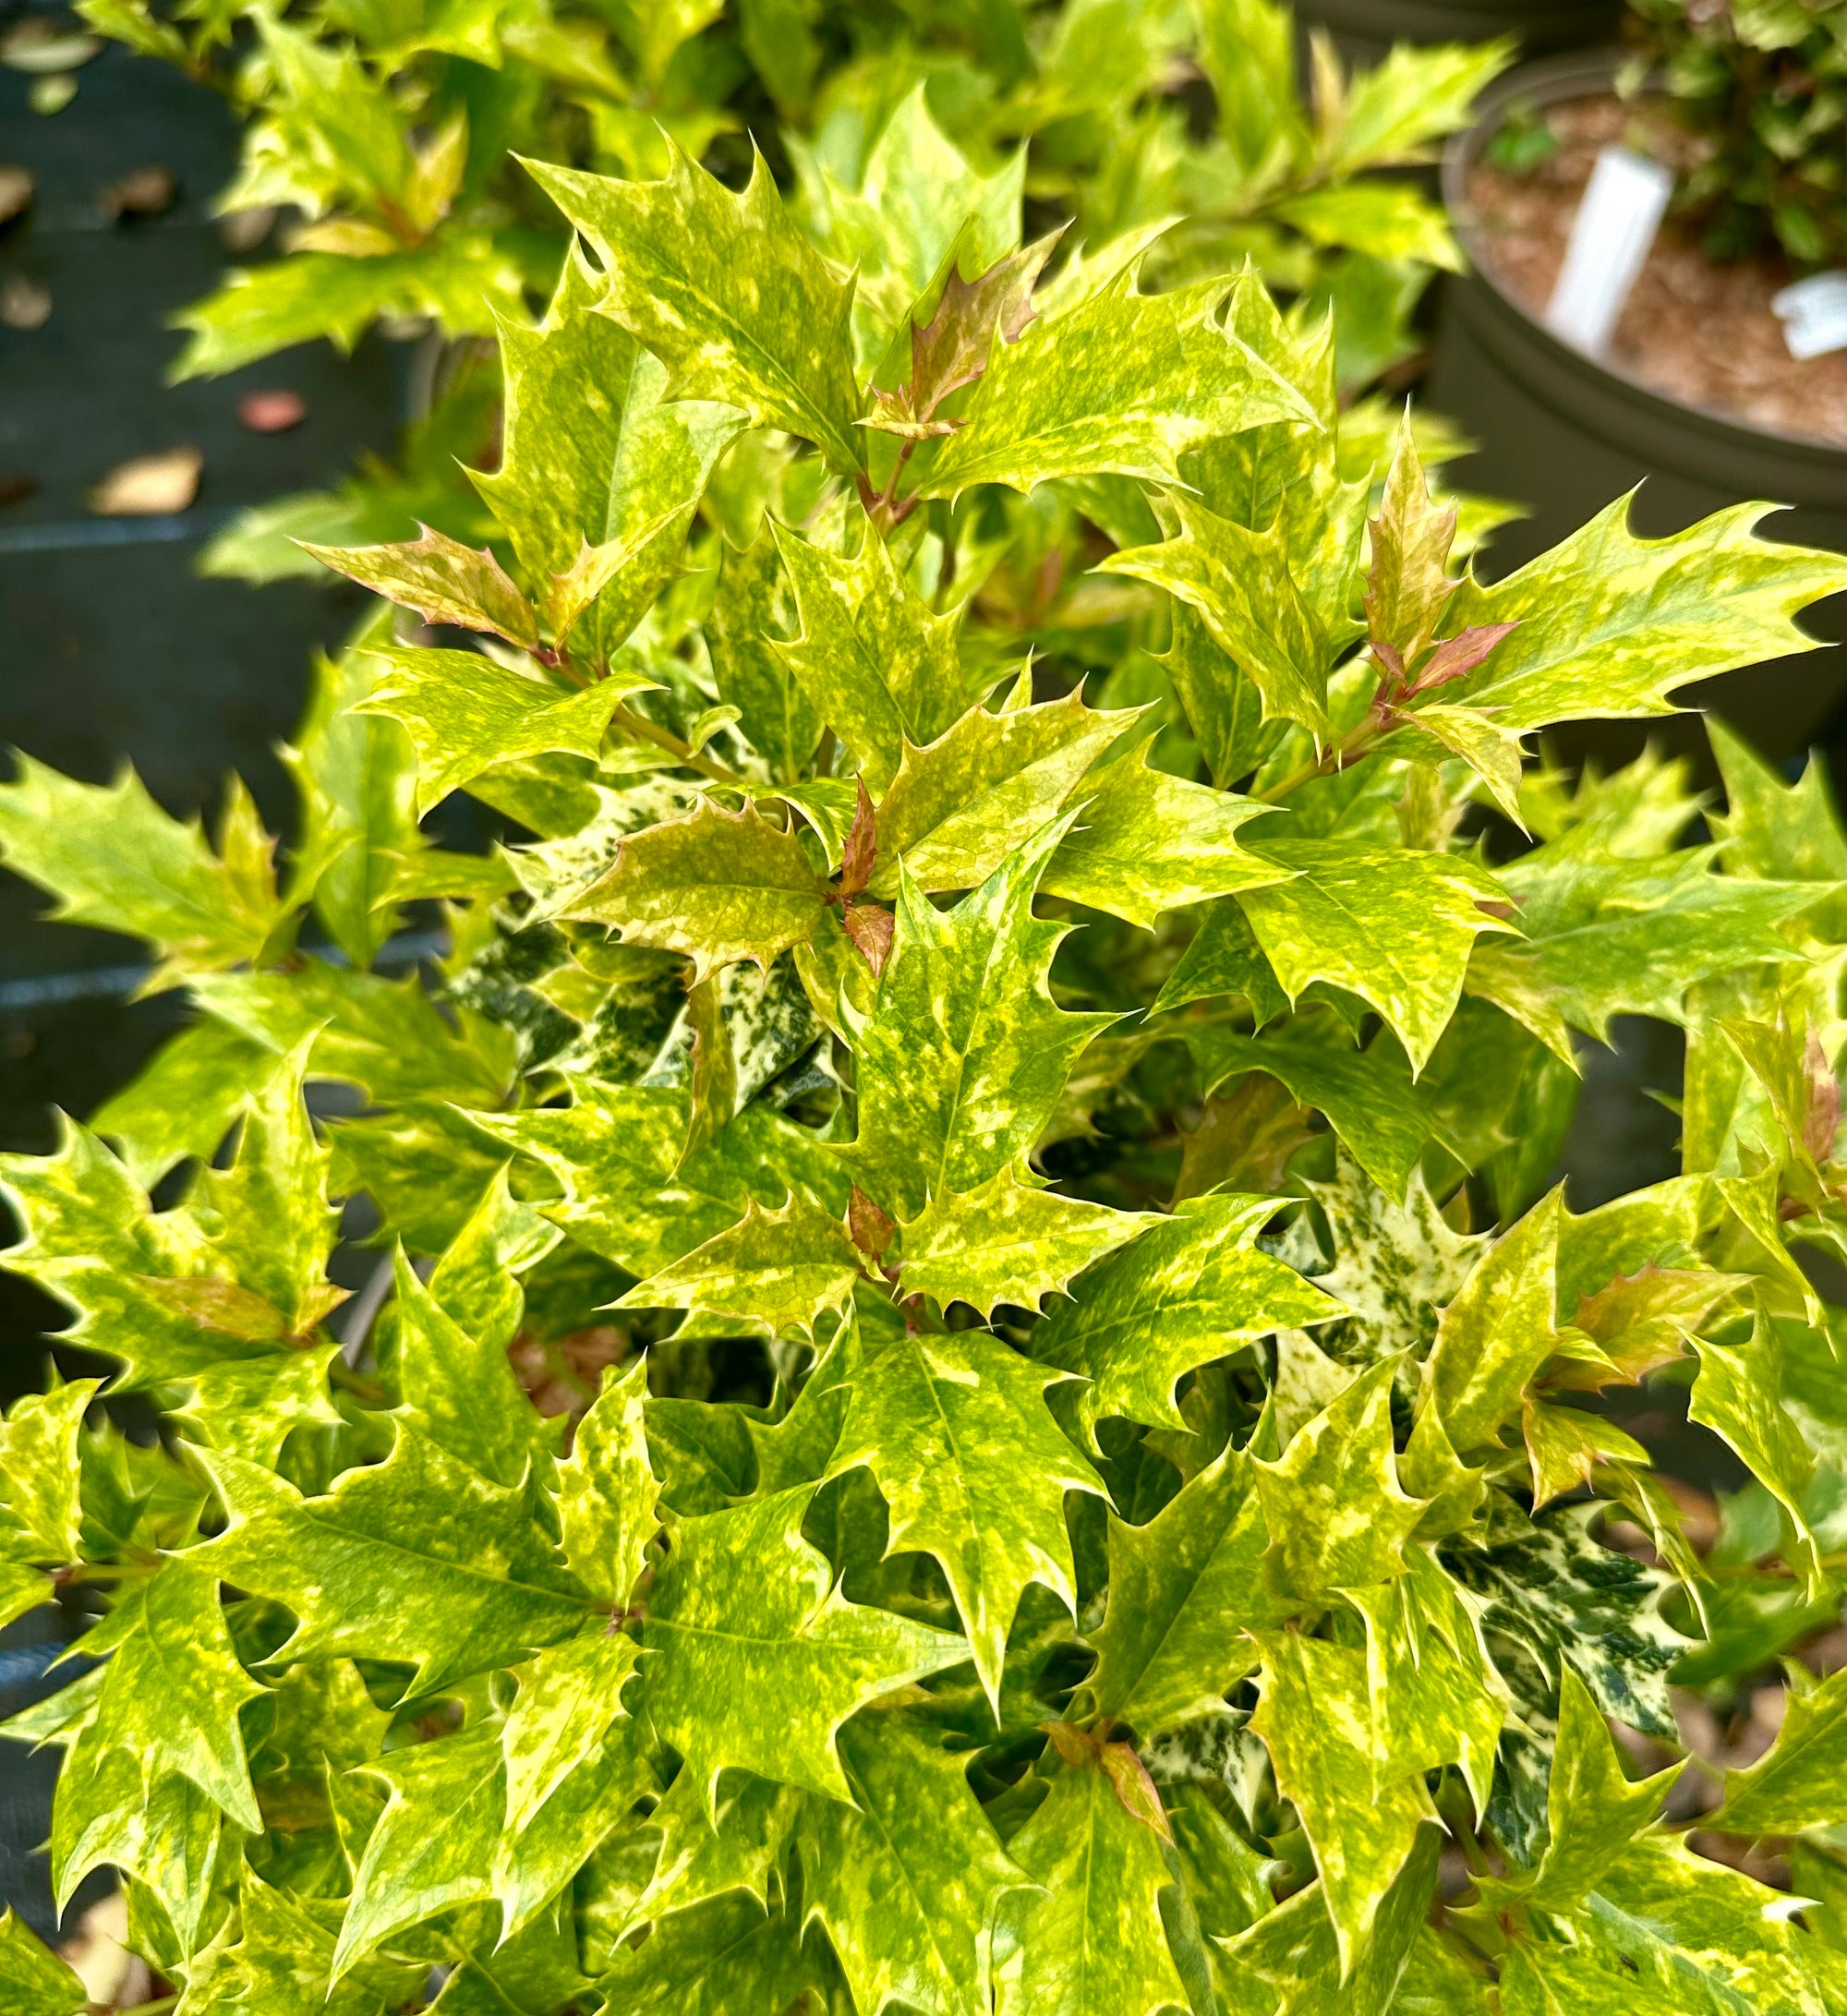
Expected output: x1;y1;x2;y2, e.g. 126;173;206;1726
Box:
1544;145;1673;356
1771;272;1847;361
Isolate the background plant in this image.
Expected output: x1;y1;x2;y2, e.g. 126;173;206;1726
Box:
78;0;1514;585
1622;0;1846;268
0;84;1843;2016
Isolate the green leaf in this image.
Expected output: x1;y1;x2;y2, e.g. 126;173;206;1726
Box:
79;1559;263;1831
356;644;652;815
1439;499;1846;731
1477;1667;1674;1919
556;1358;658;1611
303;523;537;648
332;1723;501;1977
528;146;863;474
0;755;286;984
499;1626;644;1842
830;1319;1098;1705
771;519;968;792
1236;839;1512;1073
618;1192;863;1339
1705;1665;1845;1837
1689;1317;1825;1598
801;1713;1027;2016
171;240;527;380
1498;1833;1841;2016
475;1085;849;1282
1041;742;1287;927
86;1017;267;1191
899;1165;1158;1319
1256;1358;1427;1600
598;1891;813;2015
1708;717;1845;888
1102;491;1339;741
1185;1020;1436;1200
1420;1189;1565;1455
0;1382;98;1565
1468;839;1818;1053
1085;1440;1291;1734
0;1913;85;2016
390;1245;536;1489
1343;1546;1510;1813
1443;1494;1688;1744
195;960;513;1112
1154;895;1290;1022
476;247;746;645
997;1739;1196;2016
845;826;1115;1221
708;530;820;781
919;269;1318;499
284;624;422;969
187;1432;590;1692
1034;1192;1342;1445
1250;1625;1433;1974
562;797;828;980
640;1484;968;1807
1223;1824;1444;2016
868;684;1133;899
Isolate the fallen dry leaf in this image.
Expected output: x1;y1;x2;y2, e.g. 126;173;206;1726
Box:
88;444;202;516
0;165;31;228
220;204;276;253
0;274;52;330
100;163;175;221
237;387;307;433
0;470;38;508
1;18;101;72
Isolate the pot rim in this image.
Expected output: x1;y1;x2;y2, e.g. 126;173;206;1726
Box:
1442;47;1844;462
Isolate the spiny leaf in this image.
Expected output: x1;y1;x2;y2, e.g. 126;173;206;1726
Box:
771;519;967;792
1251;1625;1434;1976
1236;839;1514;1073
640;1485;968;1808
527;143;863;473
1085;1440;1291;1735
996;1740;1196;2016
617;1192;863;1339
301;523;538;648
1440;498;1846;730
0;755;286;984
829;1318;1101;1706
1034;1192;1342;1445
1705;1665;1845;1838
1255;1358;1428;1600
800;1714;1029;2016
356;644;653;815
1041;741;1288;927
187;1432;591;1692
919;268;1319;498
563;797;829;981
844;824;1116;1221
868;684;1135;899
555;1358;658;1611
897;1164;1159;1319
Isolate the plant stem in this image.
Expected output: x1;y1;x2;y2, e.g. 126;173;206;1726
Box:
1251;704;1388;804
610;706;742;786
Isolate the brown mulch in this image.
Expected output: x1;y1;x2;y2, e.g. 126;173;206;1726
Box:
1463;94;1846;448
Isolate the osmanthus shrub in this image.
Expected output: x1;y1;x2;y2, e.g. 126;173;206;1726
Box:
0;142;1844;2016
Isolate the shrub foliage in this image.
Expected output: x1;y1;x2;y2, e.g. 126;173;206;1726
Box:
0;123;1844;2016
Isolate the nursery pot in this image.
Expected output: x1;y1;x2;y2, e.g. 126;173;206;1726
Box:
1296;0;1622;62
1425;50;1847;770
